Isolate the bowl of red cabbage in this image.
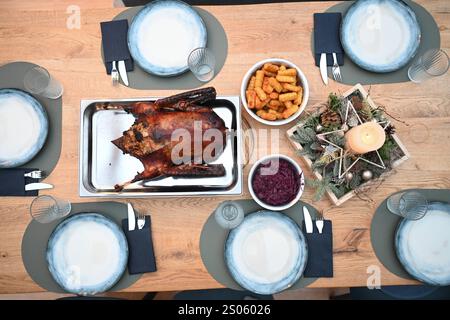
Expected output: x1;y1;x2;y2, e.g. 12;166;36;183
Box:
248;154;305;211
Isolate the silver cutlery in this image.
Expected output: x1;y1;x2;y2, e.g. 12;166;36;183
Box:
137;211;146;230
303;206;314;234
319;52;328;85
117;60;129;86
127;203;136;231
24;170;43;179
332;52;342;82
25;182;53;191
315;212;324;234
111;61;119;86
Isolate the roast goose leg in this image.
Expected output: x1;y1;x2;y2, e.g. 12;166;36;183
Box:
109;88;228;191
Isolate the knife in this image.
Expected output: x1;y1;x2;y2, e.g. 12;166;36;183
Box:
303;206;314;234
319;53;328;85
25;182;54;191
118;60;129;86
127;203;136;231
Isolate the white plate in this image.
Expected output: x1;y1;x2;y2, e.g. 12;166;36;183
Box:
395;202;450;286
128;0;207;76
341;0;420;73
225;211;308;295
47;213;128;295
0;89;48;168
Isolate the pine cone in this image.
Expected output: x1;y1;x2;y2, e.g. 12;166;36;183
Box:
385;124;396;135
320;110;342;127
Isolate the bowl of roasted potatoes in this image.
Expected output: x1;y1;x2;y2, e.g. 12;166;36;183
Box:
241;58;309;126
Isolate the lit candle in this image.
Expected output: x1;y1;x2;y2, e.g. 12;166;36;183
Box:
345;122;386;154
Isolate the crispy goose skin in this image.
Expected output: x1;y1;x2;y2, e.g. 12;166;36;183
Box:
108;88;227;191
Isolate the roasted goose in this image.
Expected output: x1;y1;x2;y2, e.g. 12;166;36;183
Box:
101;87;227;191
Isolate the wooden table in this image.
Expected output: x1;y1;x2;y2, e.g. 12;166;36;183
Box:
0;0;449;294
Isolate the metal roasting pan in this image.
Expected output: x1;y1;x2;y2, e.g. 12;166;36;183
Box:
79;96;242;197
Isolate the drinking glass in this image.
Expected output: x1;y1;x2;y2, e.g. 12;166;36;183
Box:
408;49;449;83
24;66;64;99
214;201;245;229
30;195;71;223
386;191;428;220
188;47;215;82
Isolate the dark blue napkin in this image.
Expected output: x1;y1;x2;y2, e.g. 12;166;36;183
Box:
303;220;333;277
100;19;134;74
0;168;39;196
121;215;157;275
314;13;344;67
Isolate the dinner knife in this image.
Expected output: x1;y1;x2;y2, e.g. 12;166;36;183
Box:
303;206;314;234
319;53;328;85
25;182;54;191
118;60;129;86
127;203;136;231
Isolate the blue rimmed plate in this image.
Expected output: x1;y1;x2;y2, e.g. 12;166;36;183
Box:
0;89;48;168
47;213;128;295
225;211;308;295
128;0;207;77
395;202;450;286
341;0;421;73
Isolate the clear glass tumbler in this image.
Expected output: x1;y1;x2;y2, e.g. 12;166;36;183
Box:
214;201;245;229
188;47;216;82
30;195;71;223
24;66;64;99
386;191;428;220
408;49;449;83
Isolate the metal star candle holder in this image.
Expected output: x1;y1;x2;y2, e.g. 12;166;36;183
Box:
316;99;389;182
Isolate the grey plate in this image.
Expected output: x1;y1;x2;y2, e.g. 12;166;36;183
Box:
225;211;308;295
21;202;141;293
341;0;421;73
370;189;450;281
395;202;450;286
0;62;62;176
200;200;317;293
47;213;128;295
79;96;242;197
0;88;48;168
128;0;207;76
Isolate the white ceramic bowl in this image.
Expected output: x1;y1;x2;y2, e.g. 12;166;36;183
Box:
240;58;309;126
248;154;305;211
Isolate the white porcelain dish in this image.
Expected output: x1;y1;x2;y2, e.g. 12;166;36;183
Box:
395;202;450;286
46;213;128;295
128;0;207;77
225;210;308;295
341;0;421;73
240;58;309;126
248;154;305;211
0;88;48;168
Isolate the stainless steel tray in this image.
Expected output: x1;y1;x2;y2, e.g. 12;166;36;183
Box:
79;96;242;197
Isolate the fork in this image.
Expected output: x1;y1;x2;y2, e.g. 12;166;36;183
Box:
24;170;43;179
137;211;146;230
315;211;324;234
111;61;119;86
332;53;342;83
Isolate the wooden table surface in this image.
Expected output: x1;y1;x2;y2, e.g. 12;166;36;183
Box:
0;0;449;294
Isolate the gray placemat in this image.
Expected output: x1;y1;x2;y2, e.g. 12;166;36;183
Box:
0;61;62;176
370;189;450;280
21;201;142;293
200;199;318;291
311;0;440;85
102;6;228;89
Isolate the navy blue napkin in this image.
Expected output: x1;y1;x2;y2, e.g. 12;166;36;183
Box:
314;13;344;67
302;220;333;278
100;19;134;74
0;168;39;196
121;215;157;275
